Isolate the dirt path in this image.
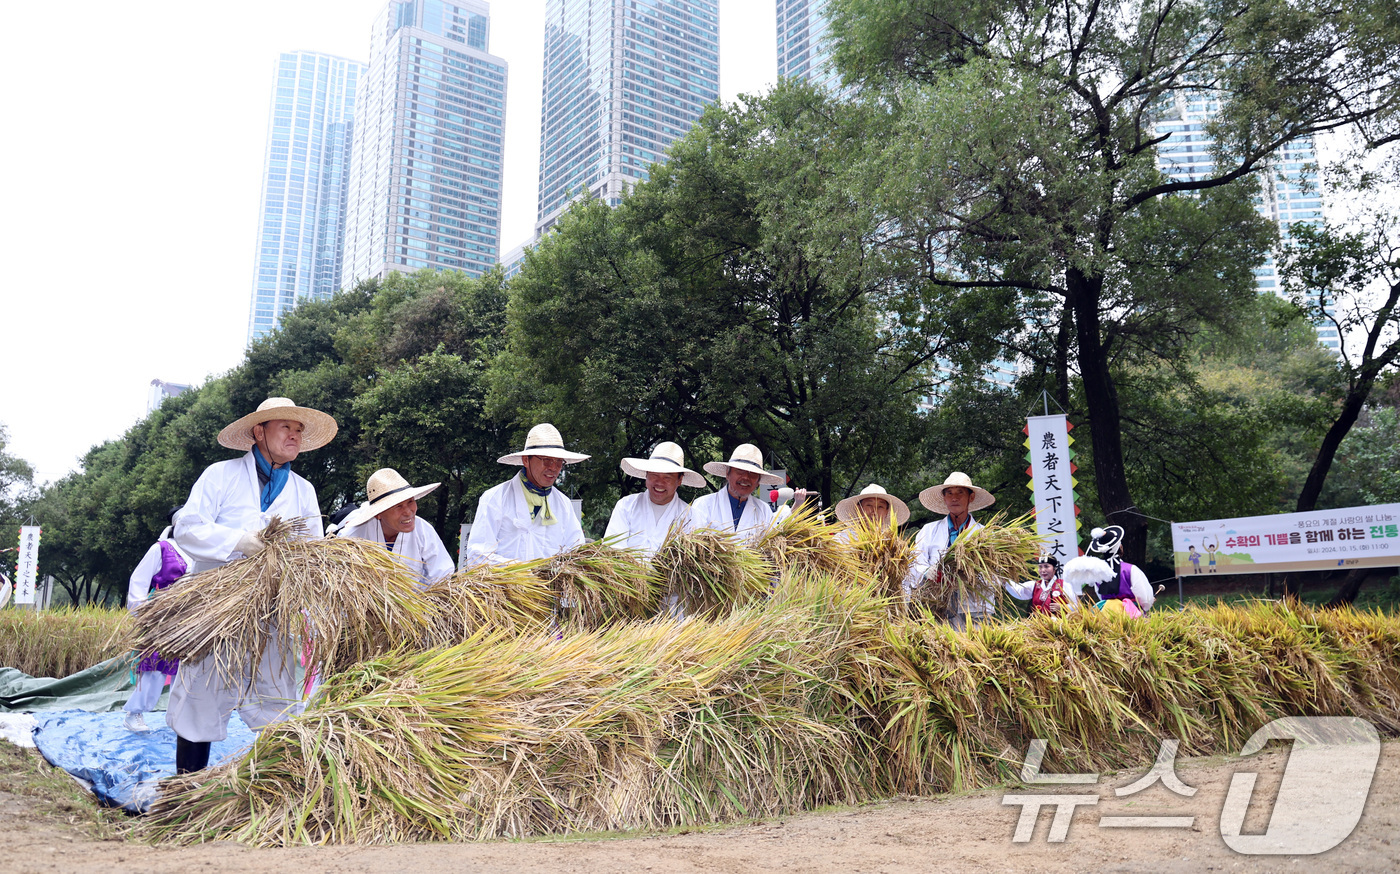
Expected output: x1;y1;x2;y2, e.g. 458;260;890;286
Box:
4;742;1398;873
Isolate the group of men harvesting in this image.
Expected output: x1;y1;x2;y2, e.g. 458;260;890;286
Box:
125;396;1154;774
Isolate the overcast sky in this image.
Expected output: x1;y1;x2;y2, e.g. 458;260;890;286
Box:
0;0;777;487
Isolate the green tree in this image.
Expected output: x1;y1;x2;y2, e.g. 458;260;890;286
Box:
498;82;956;510
828;0;1400;561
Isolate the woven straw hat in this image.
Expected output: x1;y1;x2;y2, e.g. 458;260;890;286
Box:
702;444;784;486
620;441;706;488
835;484;910;525
497;423;591;465
218;397;338;452
340;468;441;530
918;471;995;513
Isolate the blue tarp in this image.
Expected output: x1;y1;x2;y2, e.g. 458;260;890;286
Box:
31;709;256;812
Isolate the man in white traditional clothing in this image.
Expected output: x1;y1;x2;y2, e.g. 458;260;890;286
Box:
910;472;998;630
690;444;784;545
603;441;704;558
465;423;589;564
167;397;336;773
339;468;455;588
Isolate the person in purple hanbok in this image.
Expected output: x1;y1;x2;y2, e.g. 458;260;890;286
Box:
122;507;191;732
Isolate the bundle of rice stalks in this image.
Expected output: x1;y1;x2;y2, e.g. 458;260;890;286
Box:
141;599;881;846
755;504;858;584
418;560;553;646
131;517;434;683
650;528;773;618
537;540;658;630
844;514;916;606
0;605;132;678
911;513;1042;621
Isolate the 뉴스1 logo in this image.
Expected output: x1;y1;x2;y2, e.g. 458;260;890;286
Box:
1002;716;1380;855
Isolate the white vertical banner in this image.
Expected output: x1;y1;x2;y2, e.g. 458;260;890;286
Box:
15;526;41;605
1026;415;1080;563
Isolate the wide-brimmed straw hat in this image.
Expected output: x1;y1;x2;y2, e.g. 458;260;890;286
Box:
835;484;911;525
218;397;338;452
340;468;441;530
918;471;995;514
621;441;706;488
497;423;591;465
702;444;784;486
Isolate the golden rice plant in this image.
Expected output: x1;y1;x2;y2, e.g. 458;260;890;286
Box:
132;517;435;683
418;560;553;645
911;513;1043;621
537;540;658;630
844;513;916;606
755;504;858;584
650;528;773;618
0;605;132;678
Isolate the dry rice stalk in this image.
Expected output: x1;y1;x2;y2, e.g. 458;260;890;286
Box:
650;528;773;618
537;541;658;630
756;503;858;583
911;512;1043;620
132;517;433;683
845;513;915;605
419;561;553;645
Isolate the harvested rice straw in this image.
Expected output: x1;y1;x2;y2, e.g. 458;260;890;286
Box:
419;560;553;645
132;517;434;684
911;512;1043;621
650;528;773;618
536;540;658;629
844;513;916;605
756;503;858;584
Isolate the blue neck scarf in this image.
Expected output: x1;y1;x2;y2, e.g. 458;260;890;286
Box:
252;445;290;512
947;513;973;546
727;491;747;530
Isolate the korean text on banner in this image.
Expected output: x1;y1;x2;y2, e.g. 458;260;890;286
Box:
1027;415;1079;562
15;526;41;605
1171;504;1400;576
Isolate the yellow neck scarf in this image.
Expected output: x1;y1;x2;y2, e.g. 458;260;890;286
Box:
519;473;557;526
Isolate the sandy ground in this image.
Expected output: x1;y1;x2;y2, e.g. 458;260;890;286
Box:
3;741;1398;874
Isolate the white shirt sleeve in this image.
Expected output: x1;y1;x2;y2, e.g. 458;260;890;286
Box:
126;543;165;612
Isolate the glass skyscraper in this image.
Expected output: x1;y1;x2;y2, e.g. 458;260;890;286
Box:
535;0;720;235
1154;93;1338;352
776;0;842;93
248;52;363;342
342;0;507;287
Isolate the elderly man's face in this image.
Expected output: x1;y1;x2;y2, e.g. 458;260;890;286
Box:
857;497;891;522
645;471;682;506
523;455;564;489
253;419;303;466
377;498;418;540
725;466;759;500
942;486;973;518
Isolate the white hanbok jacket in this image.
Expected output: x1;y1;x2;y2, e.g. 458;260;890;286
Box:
910;515;994;613
173;451;324;574
126;526;192;611
603;493;692;558
690;490;774;546
465;475;584;564
340;516;455;588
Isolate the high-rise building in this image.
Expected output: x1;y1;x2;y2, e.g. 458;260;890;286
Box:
1155;93;1338;352
776;0;841;92
342;0;507;288
535;0;720;236
248;52;364;342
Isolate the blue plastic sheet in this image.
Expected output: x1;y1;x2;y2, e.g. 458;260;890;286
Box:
31;709;256;812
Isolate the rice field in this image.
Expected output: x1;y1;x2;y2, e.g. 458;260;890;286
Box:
0;605;132;679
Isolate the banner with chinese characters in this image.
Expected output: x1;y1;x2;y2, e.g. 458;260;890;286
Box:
1171;504;1400;576
1024;415;1081;563
15;526;41;605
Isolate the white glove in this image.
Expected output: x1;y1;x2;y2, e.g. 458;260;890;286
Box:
235;531;266;558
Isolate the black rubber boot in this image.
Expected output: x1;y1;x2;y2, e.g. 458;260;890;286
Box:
175;736;211;774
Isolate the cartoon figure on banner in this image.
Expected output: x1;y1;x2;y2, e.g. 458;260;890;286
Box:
1206;537;1219;573
1188;545;1202;574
